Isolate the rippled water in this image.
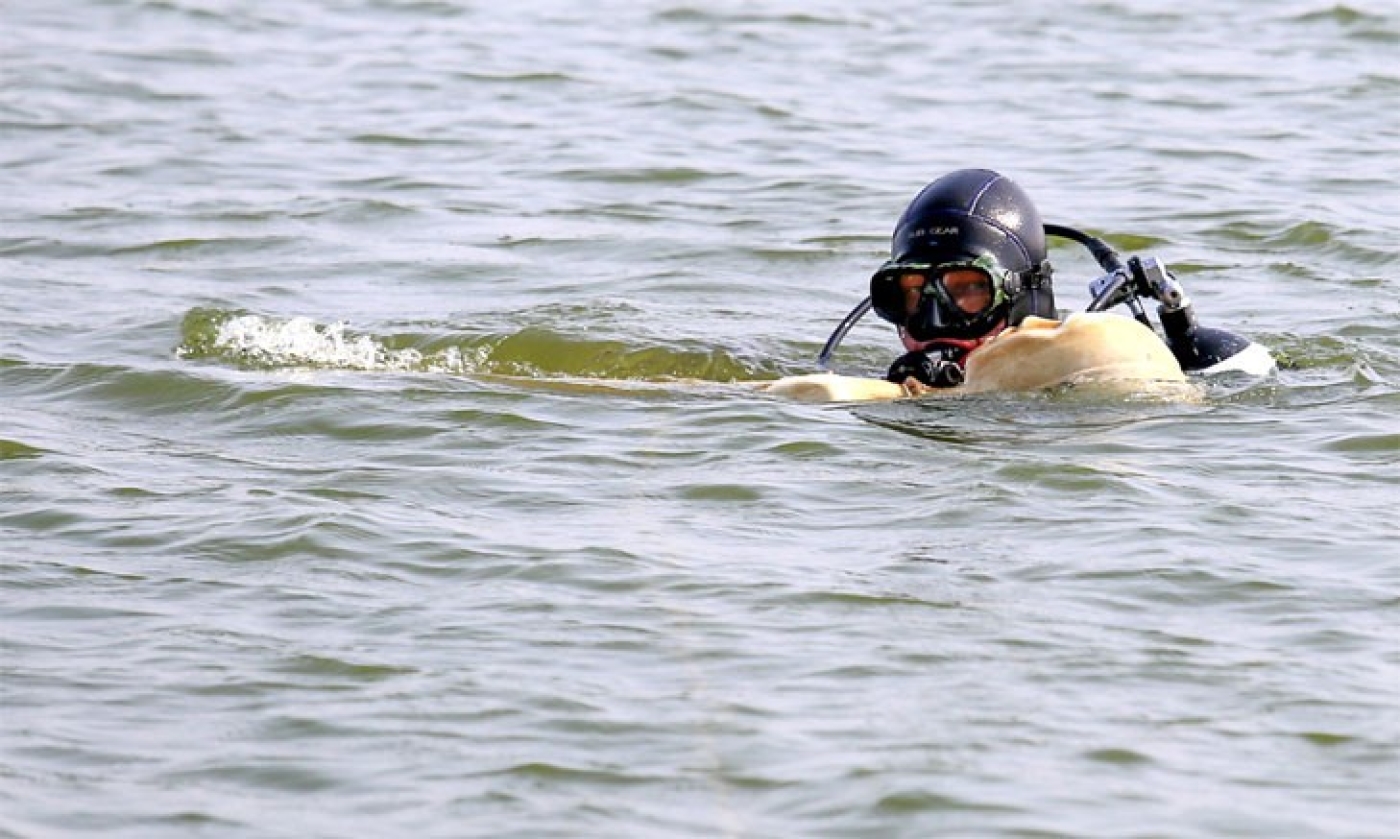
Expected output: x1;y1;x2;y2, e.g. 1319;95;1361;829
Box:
3;1;1398;837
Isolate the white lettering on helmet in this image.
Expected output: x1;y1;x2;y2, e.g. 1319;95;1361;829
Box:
913;225;960;238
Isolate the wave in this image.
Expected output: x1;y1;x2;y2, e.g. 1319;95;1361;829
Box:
175;308;771;382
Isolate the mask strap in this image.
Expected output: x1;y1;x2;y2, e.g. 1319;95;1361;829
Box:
1004;261;1054;324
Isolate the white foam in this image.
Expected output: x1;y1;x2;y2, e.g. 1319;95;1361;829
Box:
212;314;483;374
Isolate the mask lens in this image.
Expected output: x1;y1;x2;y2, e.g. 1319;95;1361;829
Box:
938;268;995;315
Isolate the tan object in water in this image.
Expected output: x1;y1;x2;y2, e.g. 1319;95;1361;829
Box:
760;312;1187;402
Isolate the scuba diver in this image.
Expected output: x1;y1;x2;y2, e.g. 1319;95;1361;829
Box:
817;168;1274;392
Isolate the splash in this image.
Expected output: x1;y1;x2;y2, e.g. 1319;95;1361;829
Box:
177;309;484;374
175;308;767;381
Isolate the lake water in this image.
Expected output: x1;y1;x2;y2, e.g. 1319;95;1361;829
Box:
2;1;1397;836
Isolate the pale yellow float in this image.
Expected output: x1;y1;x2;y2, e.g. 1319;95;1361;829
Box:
759;311;1188;402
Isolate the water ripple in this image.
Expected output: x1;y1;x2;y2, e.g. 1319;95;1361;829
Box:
3;1;1398;836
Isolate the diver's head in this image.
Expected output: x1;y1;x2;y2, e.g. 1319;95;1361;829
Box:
870;168;1055;342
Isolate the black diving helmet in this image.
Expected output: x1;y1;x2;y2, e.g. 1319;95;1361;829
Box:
869;168;1056;342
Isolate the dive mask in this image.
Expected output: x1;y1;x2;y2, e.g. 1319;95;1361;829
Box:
870;254;1010;342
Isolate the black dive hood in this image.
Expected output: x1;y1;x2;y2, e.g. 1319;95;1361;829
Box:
868;169;1056;340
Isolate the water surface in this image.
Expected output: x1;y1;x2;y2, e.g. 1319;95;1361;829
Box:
2;1;1398;837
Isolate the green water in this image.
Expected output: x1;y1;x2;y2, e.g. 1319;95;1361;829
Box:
2;2;1397;837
